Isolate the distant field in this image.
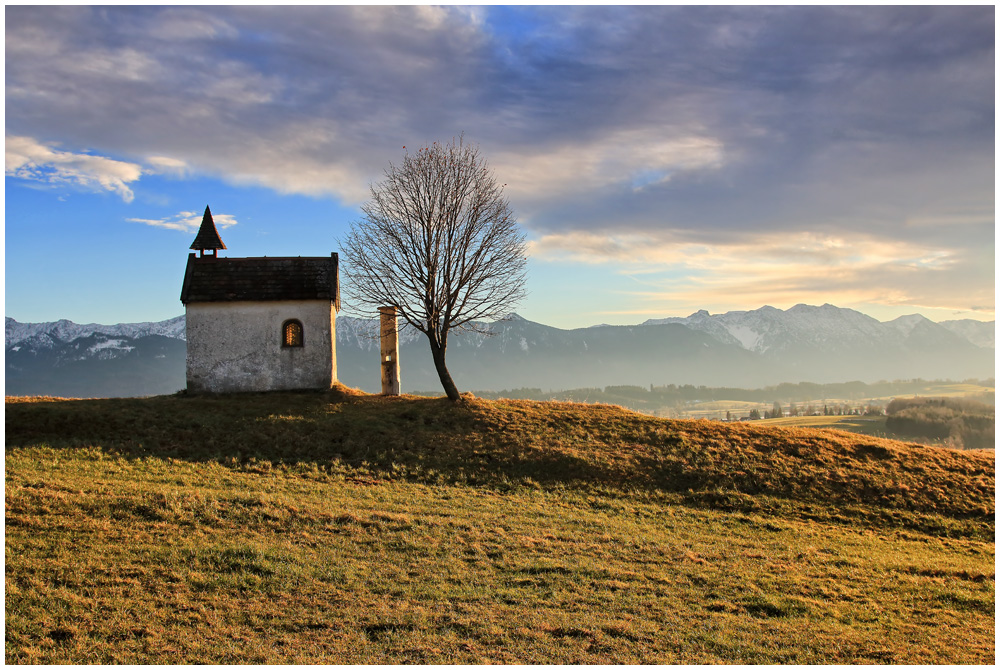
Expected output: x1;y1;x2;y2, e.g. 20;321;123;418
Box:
5;390;995;664
906;383;996;398
757;410;995;450
672;401;762;419
473;380;995;422
667;381;994;423
756;415;890;437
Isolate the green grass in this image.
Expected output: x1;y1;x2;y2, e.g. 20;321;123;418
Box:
5;388;995;663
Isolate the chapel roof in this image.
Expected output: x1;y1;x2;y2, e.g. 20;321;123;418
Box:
180;253;340;309
189;205;227;252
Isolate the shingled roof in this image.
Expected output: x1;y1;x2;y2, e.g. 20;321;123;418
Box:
190;205;227;253
181;253;340;309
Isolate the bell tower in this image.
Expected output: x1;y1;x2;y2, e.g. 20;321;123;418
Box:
189;205;227;258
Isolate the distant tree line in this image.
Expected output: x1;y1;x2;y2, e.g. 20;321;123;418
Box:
754;401;882;419
885;397;995;451
467;379;994;413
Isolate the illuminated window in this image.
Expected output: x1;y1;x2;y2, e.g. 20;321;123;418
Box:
282;320;303;347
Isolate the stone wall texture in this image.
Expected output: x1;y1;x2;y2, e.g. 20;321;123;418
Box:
186;300;336;393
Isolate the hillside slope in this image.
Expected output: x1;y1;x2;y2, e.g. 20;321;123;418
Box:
5;391;994;664
6;389;992;537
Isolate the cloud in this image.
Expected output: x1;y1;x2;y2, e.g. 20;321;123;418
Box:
145;8;239;41
5;5;497;205
494;128;726;202
145;156;189;177
530;228;993;317
128;210;238;233
5;135;143;202
5;6;991;220
4;5;993;317
530;229;954;269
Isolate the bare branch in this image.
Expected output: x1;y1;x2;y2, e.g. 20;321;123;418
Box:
338;137;529;400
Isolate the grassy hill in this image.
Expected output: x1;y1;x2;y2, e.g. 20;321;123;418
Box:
5;388;995;663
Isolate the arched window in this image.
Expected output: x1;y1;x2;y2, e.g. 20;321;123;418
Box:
282;320;304;348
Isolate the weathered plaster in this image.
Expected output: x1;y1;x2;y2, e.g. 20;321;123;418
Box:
186;300;336;393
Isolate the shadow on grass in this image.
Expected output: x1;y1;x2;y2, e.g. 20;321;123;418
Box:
3;389;645;490
5;389;994;539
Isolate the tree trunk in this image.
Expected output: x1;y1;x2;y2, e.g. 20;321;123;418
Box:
428;337;461;401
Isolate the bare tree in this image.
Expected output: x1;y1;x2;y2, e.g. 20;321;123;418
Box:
341;137;528;401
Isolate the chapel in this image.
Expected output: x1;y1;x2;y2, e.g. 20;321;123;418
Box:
180;206;340;393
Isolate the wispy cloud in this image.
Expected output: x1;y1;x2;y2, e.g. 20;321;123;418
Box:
530;229;957;270
145;156;189;177
530;229;993;317
128;210;238;233
495;128;726;202
5;135;142;202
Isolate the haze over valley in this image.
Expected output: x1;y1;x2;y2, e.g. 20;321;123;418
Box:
6;304;993;399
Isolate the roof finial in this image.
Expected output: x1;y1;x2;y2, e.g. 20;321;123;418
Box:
190;205;227;257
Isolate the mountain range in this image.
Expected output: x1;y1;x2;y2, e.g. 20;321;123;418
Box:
5;304;994;398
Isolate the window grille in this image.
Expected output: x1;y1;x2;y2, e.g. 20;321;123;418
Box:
282;320;303;347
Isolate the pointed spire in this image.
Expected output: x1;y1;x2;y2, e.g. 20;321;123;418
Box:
189;205;227;257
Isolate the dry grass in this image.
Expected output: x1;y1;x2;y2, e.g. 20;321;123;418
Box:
5;389;995;663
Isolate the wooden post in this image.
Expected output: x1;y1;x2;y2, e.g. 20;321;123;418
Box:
379;306;400;396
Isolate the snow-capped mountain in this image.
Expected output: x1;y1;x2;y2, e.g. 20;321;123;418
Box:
940;319;995;349
643;304;976;356
334;315;424;351
5;317;187;398
4;305;994;398
6;316;186;351
641;304;992;384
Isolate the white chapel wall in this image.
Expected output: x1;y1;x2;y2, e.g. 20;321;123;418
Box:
186;299;336;393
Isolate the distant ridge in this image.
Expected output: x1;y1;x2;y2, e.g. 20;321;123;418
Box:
643;303;993;356
939;318;995;349
5;305;994;397
6;315;186;347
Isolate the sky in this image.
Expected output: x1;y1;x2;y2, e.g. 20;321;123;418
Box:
4;4;995;329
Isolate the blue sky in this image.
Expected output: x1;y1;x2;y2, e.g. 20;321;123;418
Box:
5;4;995;328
